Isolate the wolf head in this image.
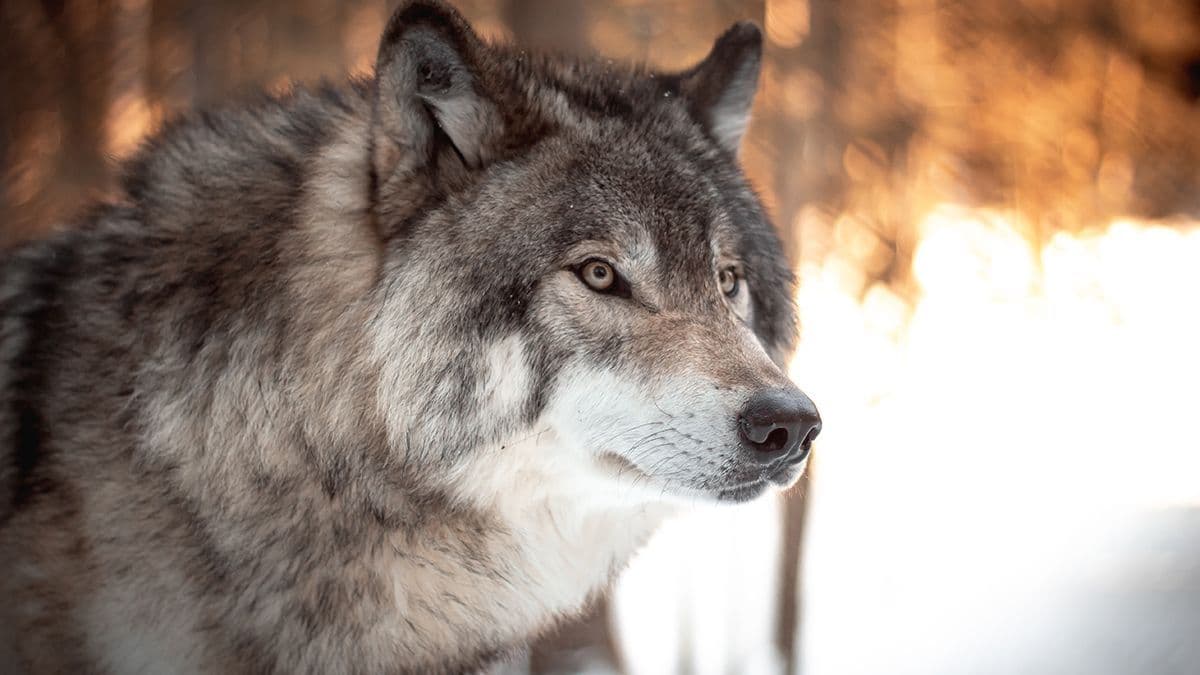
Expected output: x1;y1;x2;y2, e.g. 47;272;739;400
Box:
368;1;820;507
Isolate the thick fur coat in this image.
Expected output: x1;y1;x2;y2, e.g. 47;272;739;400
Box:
0;1;818;672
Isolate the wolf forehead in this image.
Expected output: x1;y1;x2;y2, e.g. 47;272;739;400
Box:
463;136;774;273
414;129;797;355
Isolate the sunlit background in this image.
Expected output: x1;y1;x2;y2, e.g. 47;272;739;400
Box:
3;1;1199;673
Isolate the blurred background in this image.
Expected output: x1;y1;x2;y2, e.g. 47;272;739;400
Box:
3;0;1199;673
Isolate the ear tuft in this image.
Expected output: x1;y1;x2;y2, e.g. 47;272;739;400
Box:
679;21;763;154
372;0;502;181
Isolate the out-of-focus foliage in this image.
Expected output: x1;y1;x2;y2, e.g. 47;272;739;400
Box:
5;0;1198;256
779;0;1200;302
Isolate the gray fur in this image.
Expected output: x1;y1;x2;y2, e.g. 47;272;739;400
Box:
0;1;813;672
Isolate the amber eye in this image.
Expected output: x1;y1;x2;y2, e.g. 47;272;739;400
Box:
719;267;740;297
580;260;616;292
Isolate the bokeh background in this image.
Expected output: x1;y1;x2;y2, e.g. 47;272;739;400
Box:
3;1;1200;673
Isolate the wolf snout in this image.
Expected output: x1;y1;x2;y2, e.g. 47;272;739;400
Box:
737;388;822;465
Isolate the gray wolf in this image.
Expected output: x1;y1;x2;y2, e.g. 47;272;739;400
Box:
0;1;820;672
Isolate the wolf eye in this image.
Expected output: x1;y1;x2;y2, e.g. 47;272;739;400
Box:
580;260;616;292
572;258;632;298
719;267;740;297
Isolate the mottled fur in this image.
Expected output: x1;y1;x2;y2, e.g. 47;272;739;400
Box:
0;1;815;672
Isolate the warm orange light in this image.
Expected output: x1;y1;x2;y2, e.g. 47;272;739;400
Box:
765;0;810;49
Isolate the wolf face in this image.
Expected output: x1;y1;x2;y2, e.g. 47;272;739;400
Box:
367;2;820;508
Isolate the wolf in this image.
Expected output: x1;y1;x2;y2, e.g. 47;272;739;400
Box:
0;1;820;672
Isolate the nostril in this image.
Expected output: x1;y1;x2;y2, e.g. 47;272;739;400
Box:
738;415;771;445
738;388;822;460
803;421;822;447
738;415;789;451
762;427;789;453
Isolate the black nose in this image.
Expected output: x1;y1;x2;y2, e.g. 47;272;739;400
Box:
738;388;821;462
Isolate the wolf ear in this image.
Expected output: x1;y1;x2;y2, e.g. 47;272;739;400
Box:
678;22;763;154
372;1;502;181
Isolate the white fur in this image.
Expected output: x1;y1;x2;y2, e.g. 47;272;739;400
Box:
450;426;673;604
478;334;531;418
543;363;756;499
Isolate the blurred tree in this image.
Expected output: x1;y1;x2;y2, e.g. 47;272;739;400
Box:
1;0;114;247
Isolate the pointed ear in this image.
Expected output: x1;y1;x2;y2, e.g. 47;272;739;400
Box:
371;1;503;181
678;22;763;155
